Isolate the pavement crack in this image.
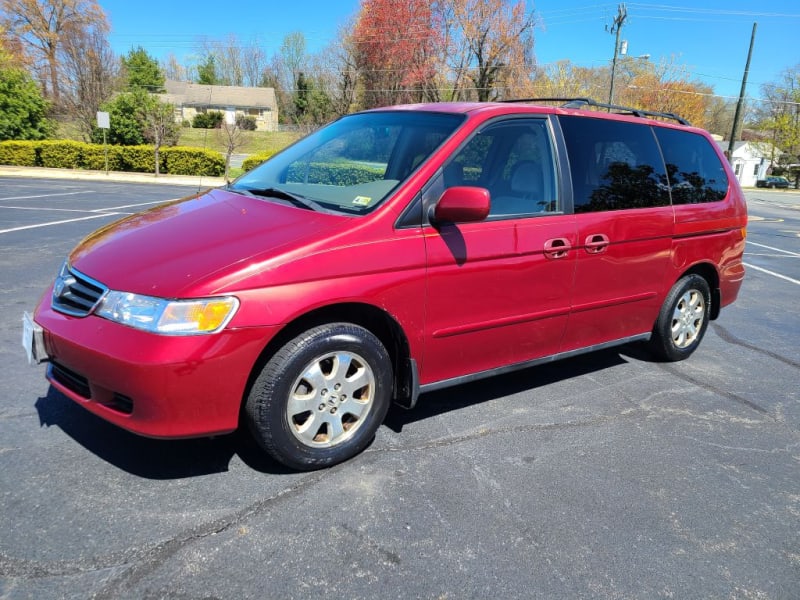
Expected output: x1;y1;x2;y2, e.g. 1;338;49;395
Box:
75;469;335;599
373;412;643;455
657;362;770;416
711;322;800;369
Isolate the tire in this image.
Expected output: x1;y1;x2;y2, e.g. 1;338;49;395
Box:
245;323;392;470
648;274;711;362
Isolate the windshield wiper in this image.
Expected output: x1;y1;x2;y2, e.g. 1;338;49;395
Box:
234;186;325;212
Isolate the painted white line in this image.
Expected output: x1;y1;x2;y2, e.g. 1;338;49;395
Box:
746;240;800;257
0;205;97;213
0;191;87;201
89;199;171;212
0;213;122;235
743;262;800;286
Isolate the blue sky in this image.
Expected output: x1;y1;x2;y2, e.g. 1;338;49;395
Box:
100;0;798;101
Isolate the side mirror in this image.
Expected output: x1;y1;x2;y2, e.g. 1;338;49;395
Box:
430;186;490;224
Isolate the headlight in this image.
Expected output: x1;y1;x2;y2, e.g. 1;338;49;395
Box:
96;292;239;335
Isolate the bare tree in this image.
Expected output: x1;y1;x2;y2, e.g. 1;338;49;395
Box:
308;30;357;118
241;41;268;88
60;23;118;138
0;0;108;103
216;119;247;181
161;52;187;82
140;97;179;175
436;0;535;101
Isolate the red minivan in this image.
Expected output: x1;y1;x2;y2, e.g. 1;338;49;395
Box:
24;99;747;470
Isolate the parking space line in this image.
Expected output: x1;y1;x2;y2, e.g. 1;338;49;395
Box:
0;213;123;235
743;262;800;286
0;205;106;213
0;191;88;201
746;241;800;257
89;199;171;212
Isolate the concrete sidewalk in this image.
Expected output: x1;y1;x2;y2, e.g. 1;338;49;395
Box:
0;165;227;187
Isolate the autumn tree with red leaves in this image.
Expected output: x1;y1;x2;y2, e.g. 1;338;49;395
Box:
352;0;442;108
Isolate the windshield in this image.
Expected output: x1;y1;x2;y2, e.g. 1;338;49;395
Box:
230;111;464;214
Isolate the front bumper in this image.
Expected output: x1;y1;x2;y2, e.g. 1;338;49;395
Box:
34;298;277;439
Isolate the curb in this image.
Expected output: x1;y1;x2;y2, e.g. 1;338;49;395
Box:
0;165;227;188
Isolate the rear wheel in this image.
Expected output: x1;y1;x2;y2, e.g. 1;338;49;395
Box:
245;323;392;470
649;274;711;362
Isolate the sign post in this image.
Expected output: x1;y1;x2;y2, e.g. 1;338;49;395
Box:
96;111;110;174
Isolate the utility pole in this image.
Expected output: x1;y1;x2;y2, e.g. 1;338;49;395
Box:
607;3;628;107
727;22;757;165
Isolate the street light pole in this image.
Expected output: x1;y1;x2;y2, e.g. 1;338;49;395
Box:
607;4;627;107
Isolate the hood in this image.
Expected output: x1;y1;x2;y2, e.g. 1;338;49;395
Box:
69;188;348;297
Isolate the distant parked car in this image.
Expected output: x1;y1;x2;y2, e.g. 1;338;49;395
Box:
756;176;790;189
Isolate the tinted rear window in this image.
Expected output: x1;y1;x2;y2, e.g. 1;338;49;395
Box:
559;116;670;213
653;128;729;204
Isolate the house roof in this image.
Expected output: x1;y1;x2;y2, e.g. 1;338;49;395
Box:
716;140;747;153
162;80;277;110
716;140;781;161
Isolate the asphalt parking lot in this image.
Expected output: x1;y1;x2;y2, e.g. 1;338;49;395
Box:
1;175;798;599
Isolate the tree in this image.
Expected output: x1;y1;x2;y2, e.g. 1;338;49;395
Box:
0;61;52;139
0;21;28;67
92;88;149;145
0;0;108;102
121;46;164;91
216;118;246;181
438;0;535;101
531;60;602;98
161;52;187;82
352;0;441;108
756;64;800;184
196;53;218;85
317;28;359;117
60;21;118;139
531;56;714;128
140;98;178;175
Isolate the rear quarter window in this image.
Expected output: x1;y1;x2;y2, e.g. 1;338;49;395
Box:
653;128;729;204
559;116;670;213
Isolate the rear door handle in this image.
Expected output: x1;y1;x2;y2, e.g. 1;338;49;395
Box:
584;233;610;254
544;238;572;259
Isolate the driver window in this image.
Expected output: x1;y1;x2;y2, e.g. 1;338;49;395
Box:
442;119;559;218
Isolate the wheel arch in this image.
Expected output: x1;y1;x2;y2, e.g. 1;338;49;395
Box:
678;262;721;320
242;302;416;415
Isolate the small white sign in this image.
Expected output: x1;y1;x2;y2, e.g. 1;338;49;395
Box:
97;111;110;129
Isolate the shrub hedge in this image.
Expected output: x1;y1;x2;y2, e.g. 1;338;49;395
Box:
0;139;224;177
287;163;385;186
0;141;37;167
241;155;385;185
241;151;274;172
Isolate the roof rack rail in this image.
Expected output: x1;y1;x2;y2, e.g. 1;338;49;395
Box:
499;97;691;126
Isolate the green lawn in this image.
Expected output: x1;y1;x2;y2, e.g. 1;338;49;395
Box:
178;128;301;155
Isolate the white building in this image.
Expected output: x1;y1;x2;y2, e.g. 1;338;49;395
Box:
717;140;781;188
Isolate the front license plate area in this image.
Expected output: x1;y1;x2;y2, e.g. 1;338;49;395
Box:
22;312;48;365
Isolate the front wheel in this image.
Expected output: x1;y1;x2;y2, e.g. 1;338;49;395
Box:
648;274;711;362
245;323;393;470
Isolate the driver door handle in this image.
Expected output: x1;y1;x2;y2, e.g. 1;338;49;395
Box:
584;233;610;254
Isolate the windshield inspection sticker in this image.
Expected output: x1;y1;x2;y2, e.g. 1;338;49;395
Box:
353;196;372;206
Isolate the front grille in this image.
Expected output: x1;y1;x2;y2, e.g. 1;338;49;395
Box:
51;265;108;317
49;362;91;399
